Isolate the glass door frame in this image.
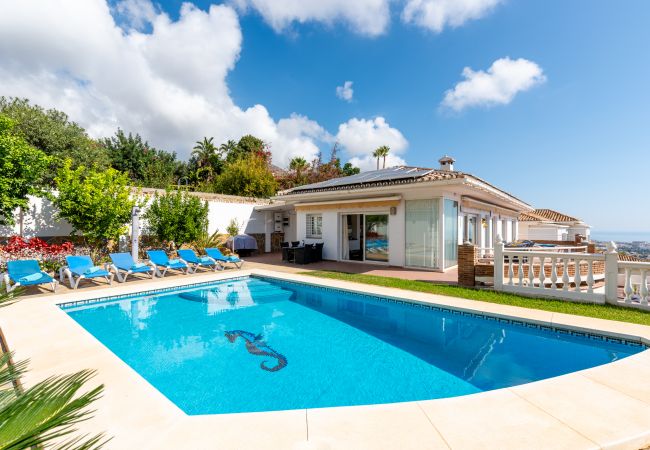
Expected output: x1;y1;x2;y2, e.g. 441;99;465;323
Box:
339;212;390;265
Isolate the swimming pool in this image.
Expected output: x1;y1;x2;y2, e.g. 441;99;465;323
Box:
61;276;645;415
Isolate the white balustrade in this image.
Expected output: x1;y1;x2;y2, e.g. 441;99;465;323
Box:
492;237;650;309
493;236;606;303
619;261;650;306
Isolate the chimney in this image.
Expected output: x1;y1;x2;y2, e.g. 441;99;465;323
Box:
438;155;455;171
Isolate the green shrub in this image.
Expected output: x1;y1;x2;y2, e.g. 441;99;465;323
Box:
143;190;208;247
54;160;135;247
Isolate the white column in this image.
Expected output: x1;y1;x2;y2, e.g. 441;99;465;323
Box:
605;241;619;304
264;211;273;253
478;214;486;250
513;219;519;241
494;235;504;290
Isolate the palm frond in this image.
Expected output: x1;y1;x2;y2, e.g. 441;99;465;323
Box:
0;370;106;450
0;289;25;310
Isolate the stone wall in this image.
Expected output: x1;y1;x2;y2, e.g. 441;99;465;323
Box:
248;232;285;253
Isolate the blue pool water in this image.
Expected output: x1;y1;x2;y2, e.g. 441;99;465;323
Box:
62;276;644;415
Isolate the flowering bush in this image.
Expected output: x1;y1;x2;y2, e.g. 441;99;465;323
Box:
0;236;76;274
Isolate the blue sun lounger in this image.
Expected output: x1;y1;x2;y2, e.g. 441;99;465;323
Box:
4;259;58;293
205;247;244;269
146;250;189;277
177;249;222;273
109;252;155;282
60;255;114;289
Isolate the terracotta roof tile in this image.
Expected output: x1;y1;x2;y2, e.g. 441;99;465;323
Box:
518;208;581;223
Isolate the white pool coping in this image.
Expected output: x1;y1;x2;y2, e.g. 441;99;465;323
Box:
2;268;650;450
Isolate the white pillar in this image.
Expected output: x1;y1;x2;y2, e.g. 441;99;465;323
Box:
605;241;619;304
478;214;486;250
264;211;273;253
494;235;504;290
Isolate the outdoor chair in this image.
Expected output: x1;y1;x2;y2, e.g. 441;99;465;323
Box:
146;250;189;277
205;247;244;269
177;249;222;273
60;255;113;289
4;260;58;293
109;252;156;282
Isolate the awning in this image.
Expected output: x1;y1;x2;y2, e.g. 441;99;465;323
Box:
294;195;401;212
461;196;521;217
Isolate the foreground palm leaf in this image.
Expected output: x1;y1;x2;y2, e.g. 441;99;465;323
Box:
0;291;108;450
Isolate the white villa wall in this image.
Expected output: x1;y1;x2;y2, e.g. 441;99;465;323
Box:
296;202;405;265
0;195;72;238
518;222;569;241
1;193;268;239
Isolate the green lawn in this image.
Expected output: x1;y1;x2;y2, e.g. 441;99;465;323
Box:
300;270;650;326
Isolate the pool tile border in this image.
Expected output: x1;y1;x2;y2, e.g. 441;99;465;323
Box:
255;274;646;348
57;272;646;349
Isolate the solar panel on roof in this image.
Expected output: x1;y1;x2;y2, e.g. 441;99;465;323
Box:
288;166;434;192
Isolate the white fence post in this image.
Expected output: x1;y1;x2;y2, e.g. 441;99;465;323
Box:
494;234;504;290
604;241;618;304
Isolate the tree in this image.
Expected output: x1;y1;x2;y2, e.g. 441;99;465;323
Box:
373;145;390;170
219;139;237;156
101;129;181;188
226;134;267;163
54;160;136;247
191;137;224;183
0;115;51;225
214;154;277;198
143;190;209;246
0;97;110;179
289;156;309;184
342;162;360;176
192;137;217;169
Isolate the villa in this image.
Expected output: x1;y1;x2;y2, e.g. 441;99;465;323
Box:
518;208;591;242
259;156;532;271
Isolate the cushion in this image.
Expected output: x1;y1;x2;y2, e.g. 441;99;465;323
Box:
19;272;44;283
84;266;103;275
132;262;149;270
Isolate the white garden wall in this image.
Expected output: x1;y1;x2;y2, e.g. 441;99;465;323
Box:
0;189;271;239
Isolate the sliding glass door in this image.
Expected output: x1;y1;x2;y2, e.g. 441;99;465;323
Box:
405;199;439;269
364;214;389;262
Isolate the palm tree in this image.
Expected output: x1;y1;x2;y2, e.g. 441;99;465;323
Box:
192;137;217;169
372;145;390;170
0;289;107;449
289;156;309;183
219;139;237;159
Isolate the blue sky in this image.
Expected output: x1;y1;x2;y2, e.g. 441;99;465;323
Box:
1;0;648;232
159;0;650;232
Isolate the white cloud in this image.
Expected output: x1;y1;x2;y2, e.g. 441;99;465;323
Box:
336;81;354;102
228;0;391;36
402;0;502;32
335;117;408;170
441;57;546;111
114;0;158;31
0;0;335;167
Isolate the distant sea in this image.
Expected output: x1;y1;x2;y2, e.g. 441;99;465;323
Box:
591;231;650;243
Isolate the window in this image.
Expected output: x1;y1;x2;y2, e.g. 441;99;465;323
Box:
306;214;322;238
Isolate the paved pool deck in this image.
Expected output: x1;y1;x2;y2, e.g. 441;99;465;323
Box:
1;268;650;449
